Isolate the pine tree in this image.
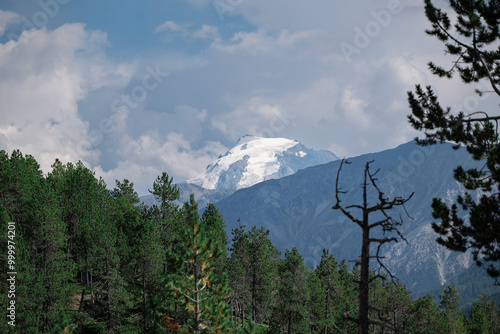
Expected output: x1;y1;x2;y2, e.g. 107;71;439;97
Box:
306;266;325;333
201;203;229;278
149;172;182;281
111;179;140;205
247;226;280;325
136;203;165;333
407;0;500;281
47;159;126;331
0;150;76;332
109;179;144;331
0;204;12;334
165;194;231;333
34;177;76;332
467;294;500;333
278;247;311;334
228;224;252;328
406;295;445;334
439;285;467;334
314;249;356;334
370;279;412;333
92;192;128;332
149;172;180;221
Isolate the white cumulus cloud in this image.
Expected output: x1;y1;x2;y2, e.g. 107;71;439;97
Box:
155;20;219;41
0;22;133;173
0;9;19;37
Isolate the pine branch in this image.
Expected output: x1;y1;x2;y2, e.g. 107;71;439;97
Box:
476;51;500;96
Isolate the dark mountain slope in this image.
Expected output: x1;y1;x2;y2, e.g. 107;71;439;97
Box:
216;141;481;296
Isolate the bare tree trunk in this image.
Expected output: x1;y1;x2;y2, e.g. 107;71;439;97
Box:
143;261;147;333
242;307;245;327
78;288;85;313
288;310;292;334
43;235;49;331
332;159;413;334
324;285;330;334
90;273;94;304
106;252;112;331
230;300;234;327
194;255;200;331
357;166;370;334
359;220;370;334
252;266;257;322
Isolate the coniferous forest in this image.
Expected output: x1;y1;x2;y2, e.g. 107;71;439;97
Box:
1;150;500;334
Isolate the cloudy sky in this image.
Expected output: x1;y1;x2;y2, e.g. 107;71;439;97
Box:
0;0;495;195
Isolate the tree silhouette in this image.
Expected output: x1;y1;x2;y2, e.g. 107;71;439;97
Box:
332;159;413;334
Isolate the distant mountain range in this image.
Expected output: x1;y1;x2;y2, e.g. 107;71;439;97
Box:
140;138;488;308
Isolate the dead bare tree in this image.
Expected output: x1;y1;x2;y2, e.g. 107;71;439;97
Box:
332;159;413;334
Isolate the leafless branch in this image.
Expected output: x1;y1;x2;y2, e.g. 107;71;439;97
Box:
333;160;413;334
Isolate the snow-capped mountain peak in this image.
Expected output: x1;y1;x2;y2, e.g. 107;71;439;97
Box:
188;136;337;190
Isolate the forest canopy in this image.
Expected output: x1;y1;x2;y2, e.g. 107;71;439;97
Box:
1;149;499;333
